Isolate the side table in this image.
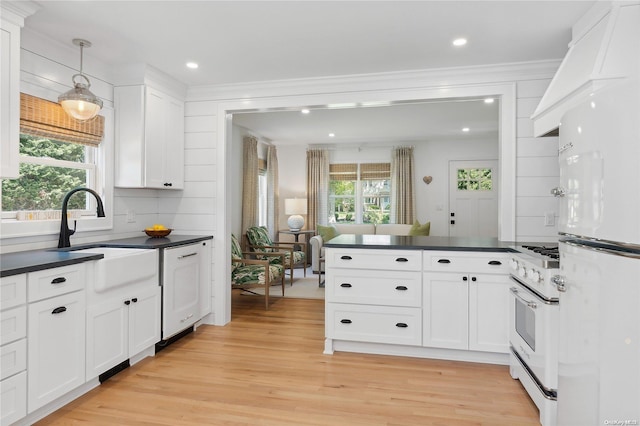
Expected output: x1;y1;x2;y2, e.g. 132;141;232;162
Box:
279;229;315;260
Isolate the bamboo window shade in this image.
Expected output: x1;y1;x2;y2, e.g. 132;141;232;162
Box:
329;163;390;181
20;93;105;146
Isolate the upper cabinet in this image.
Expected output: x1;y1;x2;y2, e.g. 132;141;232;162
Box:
114;84;185;189
1;18;20;179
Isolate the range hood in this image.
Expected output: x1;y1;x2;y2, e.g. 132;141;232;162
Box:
532;1;640;137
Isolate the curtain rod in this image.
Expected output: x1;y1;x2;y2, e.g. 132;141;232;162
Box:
307;144;414;151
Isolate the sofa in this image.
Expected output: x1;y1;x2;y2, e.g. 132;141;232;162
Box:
310;223;414;273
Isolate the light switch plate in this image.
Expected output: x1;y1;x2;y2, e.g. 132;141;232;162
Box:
544;212;555;226
126;209;136;223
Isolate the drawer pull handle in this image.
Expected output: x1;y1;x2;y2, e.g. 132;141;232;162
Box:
340;283;352;288
395;323;408;328
488;260;502;265
52;306;67;314
340;255;352;260
124;300;131;305
51;277;67;284
340;319;352;324
395;285;408;291
438;259;451;264
395;257;409;262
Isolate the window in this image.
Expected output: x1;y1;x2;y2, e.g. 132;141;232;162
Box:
456;168;492;191
0;92;110;237
257;159;267;227
329;163;391;224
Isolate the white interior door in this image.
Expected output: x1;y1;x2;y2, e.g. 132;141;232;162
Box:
449;160;498;238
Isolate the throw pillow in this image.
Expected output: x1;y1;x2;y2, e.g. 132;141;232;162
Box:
409;220;430;236
317;224;339;241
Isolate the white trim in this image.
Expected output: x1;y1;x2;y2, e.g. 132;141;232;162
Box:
210;78;519;326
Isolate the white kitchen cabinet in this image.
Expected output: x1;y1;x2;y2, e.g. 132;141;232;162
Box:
114;84;184;189
325;248;423;348
0;16;21;179
423;251;510;353
162;241;210;340
27;290;85;412
86;285;160;380
0;273;27;426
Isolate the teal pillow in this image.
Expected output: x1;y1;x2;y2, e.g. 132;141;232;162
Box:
409;220;430;236
317;224;339;241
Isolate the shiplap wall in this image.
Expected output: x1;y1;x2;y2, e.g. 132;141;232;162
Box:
515;78;560;241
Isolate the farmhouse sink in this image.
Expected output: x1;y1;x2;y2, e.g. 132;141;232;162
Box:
69;247;158;293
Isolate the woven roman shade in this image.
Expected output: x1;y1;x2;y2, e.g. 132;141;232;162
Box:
329;163;357;181
20;93;105;146
360;163;391;180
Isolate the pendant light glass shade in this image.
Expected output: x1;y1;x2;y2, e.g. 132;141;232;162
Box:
58;39;103;121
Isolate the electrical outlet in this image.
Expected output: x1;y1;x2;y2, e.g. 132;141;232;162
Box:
544;212;555;226
126;209;136;223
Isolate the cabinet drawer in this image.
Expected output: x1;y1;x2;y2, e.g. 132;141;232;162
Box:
328;249;421;271
0;306;26;346
327;270;421;307
1;338;26;381
0;274;26;311
326;303;422;346
28;263;86;302
424;251;509;274
0;371;27;426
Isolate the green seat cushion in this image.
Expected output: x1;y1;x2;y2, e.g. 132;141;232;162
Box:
317;224;339;241
409;220;431;236
232;263;284;286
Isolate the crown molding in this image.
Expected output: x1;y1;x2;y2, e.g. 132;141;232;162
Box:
1;1;40;26
186;59;561;102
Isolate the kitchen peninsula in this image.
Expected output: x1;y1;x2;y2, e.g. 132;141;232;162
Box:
323;234;519;365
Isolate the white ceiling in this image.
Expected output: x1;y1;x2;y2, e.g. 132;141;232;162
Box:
21;0;595;144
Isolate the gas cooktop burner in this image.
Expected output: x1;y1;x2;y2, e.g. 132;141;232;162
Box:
515;244;560;269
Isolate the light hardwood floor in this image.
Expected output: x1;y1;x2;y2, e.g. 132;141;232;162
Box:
36;292;540;425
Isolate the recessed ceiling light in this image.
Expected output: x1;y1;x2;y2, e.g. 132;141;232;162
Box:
462;127;470;132
329;133;335;138
484;98;495;104
452;38;467;47
301;109;310;114
186;62;199;69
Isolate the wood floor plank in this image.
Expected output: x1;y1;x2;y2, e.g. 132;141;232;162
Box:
36;293;540;425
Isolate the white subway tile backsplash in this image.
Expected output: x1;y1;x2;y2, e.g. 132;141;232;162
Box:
516;157;559;177
159;197;216;215
184;165;216;182
516;197;559;217
516;216;559;239
517;137;558;157
185;148;216;166
517;177;560;197
160;181;217;199
516;118;534;138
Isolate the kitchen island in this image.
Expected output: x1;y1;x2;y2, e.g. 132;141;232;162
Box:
324;234;520;365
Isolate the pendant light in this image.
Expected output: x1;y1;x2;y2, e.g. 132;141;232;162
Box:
58;39;103;121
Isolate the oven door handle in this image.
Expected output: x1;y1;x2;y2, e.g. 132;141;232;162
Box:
510;287;538;309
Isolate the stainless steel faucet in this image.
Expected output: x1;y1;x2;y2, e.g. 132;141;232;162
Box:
58;187;105;248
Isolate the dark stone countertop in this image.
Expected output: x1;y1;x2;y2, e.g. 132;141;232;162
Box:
323;234;521;253
0;234;213;277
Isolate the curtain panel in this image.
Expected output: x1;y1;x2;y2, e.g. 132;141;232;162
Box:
391;146;415;224
241;136;259;235
266;145;279;239
306;149;329;227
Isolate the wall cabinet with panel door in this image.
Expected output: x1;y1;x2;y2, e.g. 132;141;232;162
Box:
423;251;510;354
27;263;87;413
114;84;184;189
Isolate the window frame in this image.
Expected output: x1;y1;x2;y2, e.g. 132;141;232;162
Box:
0;84;114;239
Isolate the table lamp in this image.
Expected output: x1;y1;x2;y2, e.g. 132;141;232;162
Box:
285;198;307;231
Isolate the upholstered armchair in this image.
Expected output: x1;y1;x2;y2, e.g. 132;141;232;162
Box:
231;234;285;309
245;226;307;284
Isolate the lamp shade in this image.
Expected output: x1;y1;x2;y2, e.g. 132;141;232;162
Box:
285;198;307;215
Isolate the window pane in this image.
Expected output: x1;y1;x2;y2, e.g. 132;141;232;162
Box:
2;163;87;211
20;134;87;163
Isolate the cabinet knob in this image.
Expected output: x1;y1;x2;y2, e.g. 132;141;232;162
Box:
471;277;477;282
164;182;173;187
132;298;138;303
51;306;67;314
124;300;131;305
462;276;468;281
